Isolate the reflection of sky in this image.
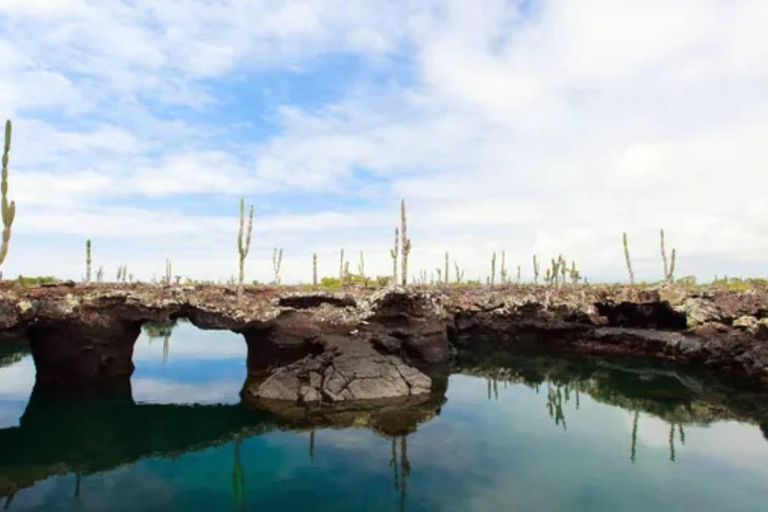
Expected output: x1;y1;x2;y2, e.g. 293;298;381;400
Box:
132;323;247;405
0;356;35;428
3;343;768;510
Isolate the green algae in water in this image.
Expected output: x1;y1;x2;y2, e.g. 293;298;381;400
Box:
1;327;768;511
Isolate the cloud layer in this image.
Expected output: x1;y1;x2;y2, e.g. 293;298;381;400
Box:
1;0;766;283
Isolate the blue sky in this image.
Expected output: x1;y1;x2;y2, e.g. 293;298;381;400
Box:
0;0;766;283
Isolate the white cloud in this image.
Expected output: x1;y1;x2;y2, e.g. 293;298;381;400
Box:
0;0;766;282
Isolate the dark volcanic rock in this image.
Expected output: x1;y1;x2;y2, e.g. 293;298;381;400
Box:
244;333;432;403
1;283;768;392
27;319;141;383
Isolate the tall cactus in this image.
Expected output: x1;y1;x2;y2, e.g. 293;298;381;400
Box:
444;252;449;285
660;229;677;283
272;247;283;285
358;250;365;286
623;232;635;285
400;200;411;286
490;252;496;286
500;251;507;285
0;120;16;271
390;228;399;285
339;249;345;281
533;254;540;285
668;249;676;283
454;261;465;283
312;253;318;287
237;198;254;287
165;258;172;285
85;239;92;283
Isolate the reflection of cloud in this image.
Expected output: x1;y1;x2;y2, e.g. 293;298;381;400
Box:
0;400;27;429
132;377;243;405
0;356;35;399
633;414;768;472
133;323;246;362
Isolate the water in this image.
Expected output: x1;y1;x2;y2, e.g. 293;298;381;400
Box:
1;325;768;511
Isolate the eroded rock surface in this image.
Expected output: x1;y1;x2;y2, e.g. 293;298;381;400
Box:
246;340;431;403
0;283;767;390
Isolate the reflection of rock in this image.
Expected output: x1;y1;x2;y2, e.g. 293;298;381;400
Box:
457;352;768;428
244;334;432;403
246;384;445;436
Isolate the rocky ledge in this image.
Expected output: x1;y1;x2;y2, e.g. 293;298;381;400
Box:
0;282;766;400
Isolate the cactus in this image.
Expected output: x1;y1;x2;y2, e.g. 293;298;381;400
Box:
435;268;442;284
0;120;16;271
454;262;465;283
358;250;365;286
660;230;677;283
559;255;567;284
444;252;449;285
668;249;676;283
533;255;540;285
123;264;128;283
400;200;411;286
237;198;254;287
116;266;122;282
312;253;318;287
516;265;521;284
96;266;104;283
85;240;92;283
500;251;507;285
490;252;496;286
339;249;345;281
623;232;634;284
344;261;350;285
272;247;283;285
165;258;172;285
390;228;399;285
569;260;581;284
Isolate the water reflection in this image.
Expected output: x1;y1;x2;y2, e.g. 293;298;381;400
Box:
1;337;768;510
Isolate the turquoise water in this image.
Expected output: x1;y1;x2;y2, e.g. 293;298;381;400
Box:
1;324;768;511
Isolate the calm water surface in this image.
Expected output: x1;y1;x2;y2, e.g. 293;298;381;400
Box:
1;323;767;511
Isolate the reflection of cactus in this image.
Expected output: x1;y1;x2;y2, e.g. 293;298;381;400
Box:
0;120;16;272
390;228;399;284
668;423;676;462
309;430;315;462
400;200;411;286
85;240;92;283
237;198;254;287
231;435;246;510
631;411;639;463
623;232;634;285
390;437;399;491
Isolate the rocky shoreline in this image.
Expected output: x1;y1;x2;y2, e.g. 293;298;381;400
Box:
0;282;766;400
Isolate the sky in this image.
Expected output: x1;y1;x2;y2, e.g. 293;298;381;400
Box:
0;0;766;284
